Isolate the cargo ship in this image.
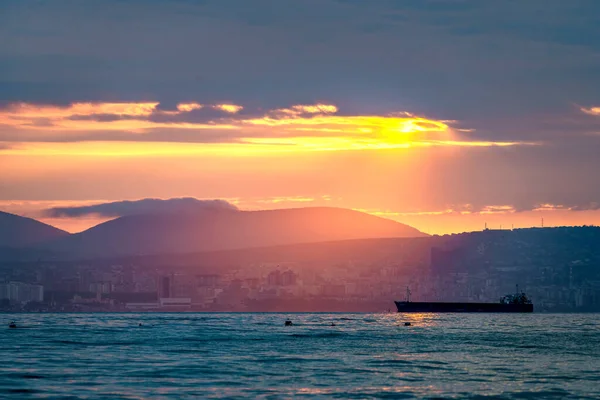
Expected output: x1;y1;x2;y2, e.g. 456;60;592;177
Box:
395;286;533;313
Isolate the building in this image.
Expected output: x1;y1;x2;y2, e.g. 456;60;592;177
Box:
197;274;219;287
89;281;112;294
125;302;159;311
0;282;44;303
159;297;192;310
281;270;297;286
0;283;8;300
157;274;173;298
267;270;281;286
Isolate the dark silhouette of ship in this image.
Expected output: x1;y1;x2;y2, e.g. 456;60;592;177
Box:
395;286;533;313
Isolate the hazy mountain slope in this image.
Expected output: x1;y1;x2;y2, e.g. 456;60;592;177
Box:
0;211;69;247
46;207;426;257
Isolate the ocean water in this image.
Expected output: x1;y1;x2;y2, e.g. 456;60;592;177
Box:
1;313;599;399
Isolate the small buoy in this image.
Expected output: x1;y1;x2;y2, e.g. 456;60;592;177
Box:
285;320;293;326
139;323;143;327
404;322;411;326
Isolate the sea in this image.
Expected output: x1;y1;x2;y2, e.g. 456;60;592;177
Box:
1;313;599;399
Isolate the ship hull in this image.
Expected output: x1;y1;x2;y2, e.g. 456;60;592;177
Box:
395;301;533;313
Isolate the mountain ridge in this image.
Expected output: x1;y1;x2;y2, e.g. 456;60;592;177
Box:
0;211;70;248
41;206;426;257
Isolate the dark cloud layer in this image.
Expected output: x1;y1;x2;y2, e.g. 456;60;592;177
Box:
2;0;599;129
44;198;238;218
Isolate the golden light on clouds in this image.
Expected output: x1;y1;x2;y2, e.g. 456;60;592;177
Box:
0;101;533;156
213;104;244;113
273;104;339;116
2;141;297;157
581;106;600;116
532;204;567;212
177;103;203;112
0;102;160;120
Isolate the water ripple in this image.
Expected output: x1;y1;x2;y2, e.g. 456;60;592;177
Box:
1;312;599;399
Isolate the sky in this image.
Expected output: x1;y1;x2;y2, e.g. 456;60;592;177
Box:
1;0;600;234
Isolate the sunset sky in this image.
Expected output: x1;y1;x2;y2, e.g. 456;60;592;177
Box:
2;0;600;234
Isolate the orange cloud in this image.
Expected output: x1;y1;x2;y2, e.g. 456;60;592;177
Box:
177;103;203;112
480;205;516;214
1;141;285;157
0;101;534;154
272;103;339;116
255;196;317;204
532;203;566;212
213;104;243;113
581;106;600;116
0;101;238;133
1;102;160;120
354;205;522;218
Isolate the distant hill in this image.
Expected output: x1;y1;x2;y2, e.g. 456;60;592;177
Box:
0;245;59;263
103;237;432;269
82;225;600;268
44;207;426;258
0;211;69;248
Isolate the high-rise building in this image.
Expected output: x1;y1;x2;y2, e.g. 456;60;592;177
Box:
0;282;44;303
267;270;281;286
30;284;44;302
197;274;219;287
281;270;297;286
158;275;172;298
0;283;8;300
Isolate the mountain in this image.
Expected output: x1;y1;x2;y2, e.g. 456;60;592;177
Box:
102;237;431;269
0;211;69;248
45;207;426;258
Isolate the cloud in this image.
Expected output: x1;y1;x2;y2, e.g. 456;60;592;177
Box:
0;100;535;152
568;202;600;211
2;0;599;142
212;104;243;113
177;103;203;112
581;106;600;116
455;202;600;214
0;101;236;131
269;104;339;118
44;197;238;218
2;102;159;119
533;202;600;212
356;202;600;218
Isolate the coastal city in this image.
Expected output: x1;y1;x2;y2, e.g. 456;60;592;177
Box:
2;227;599;313
3;1;600;398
